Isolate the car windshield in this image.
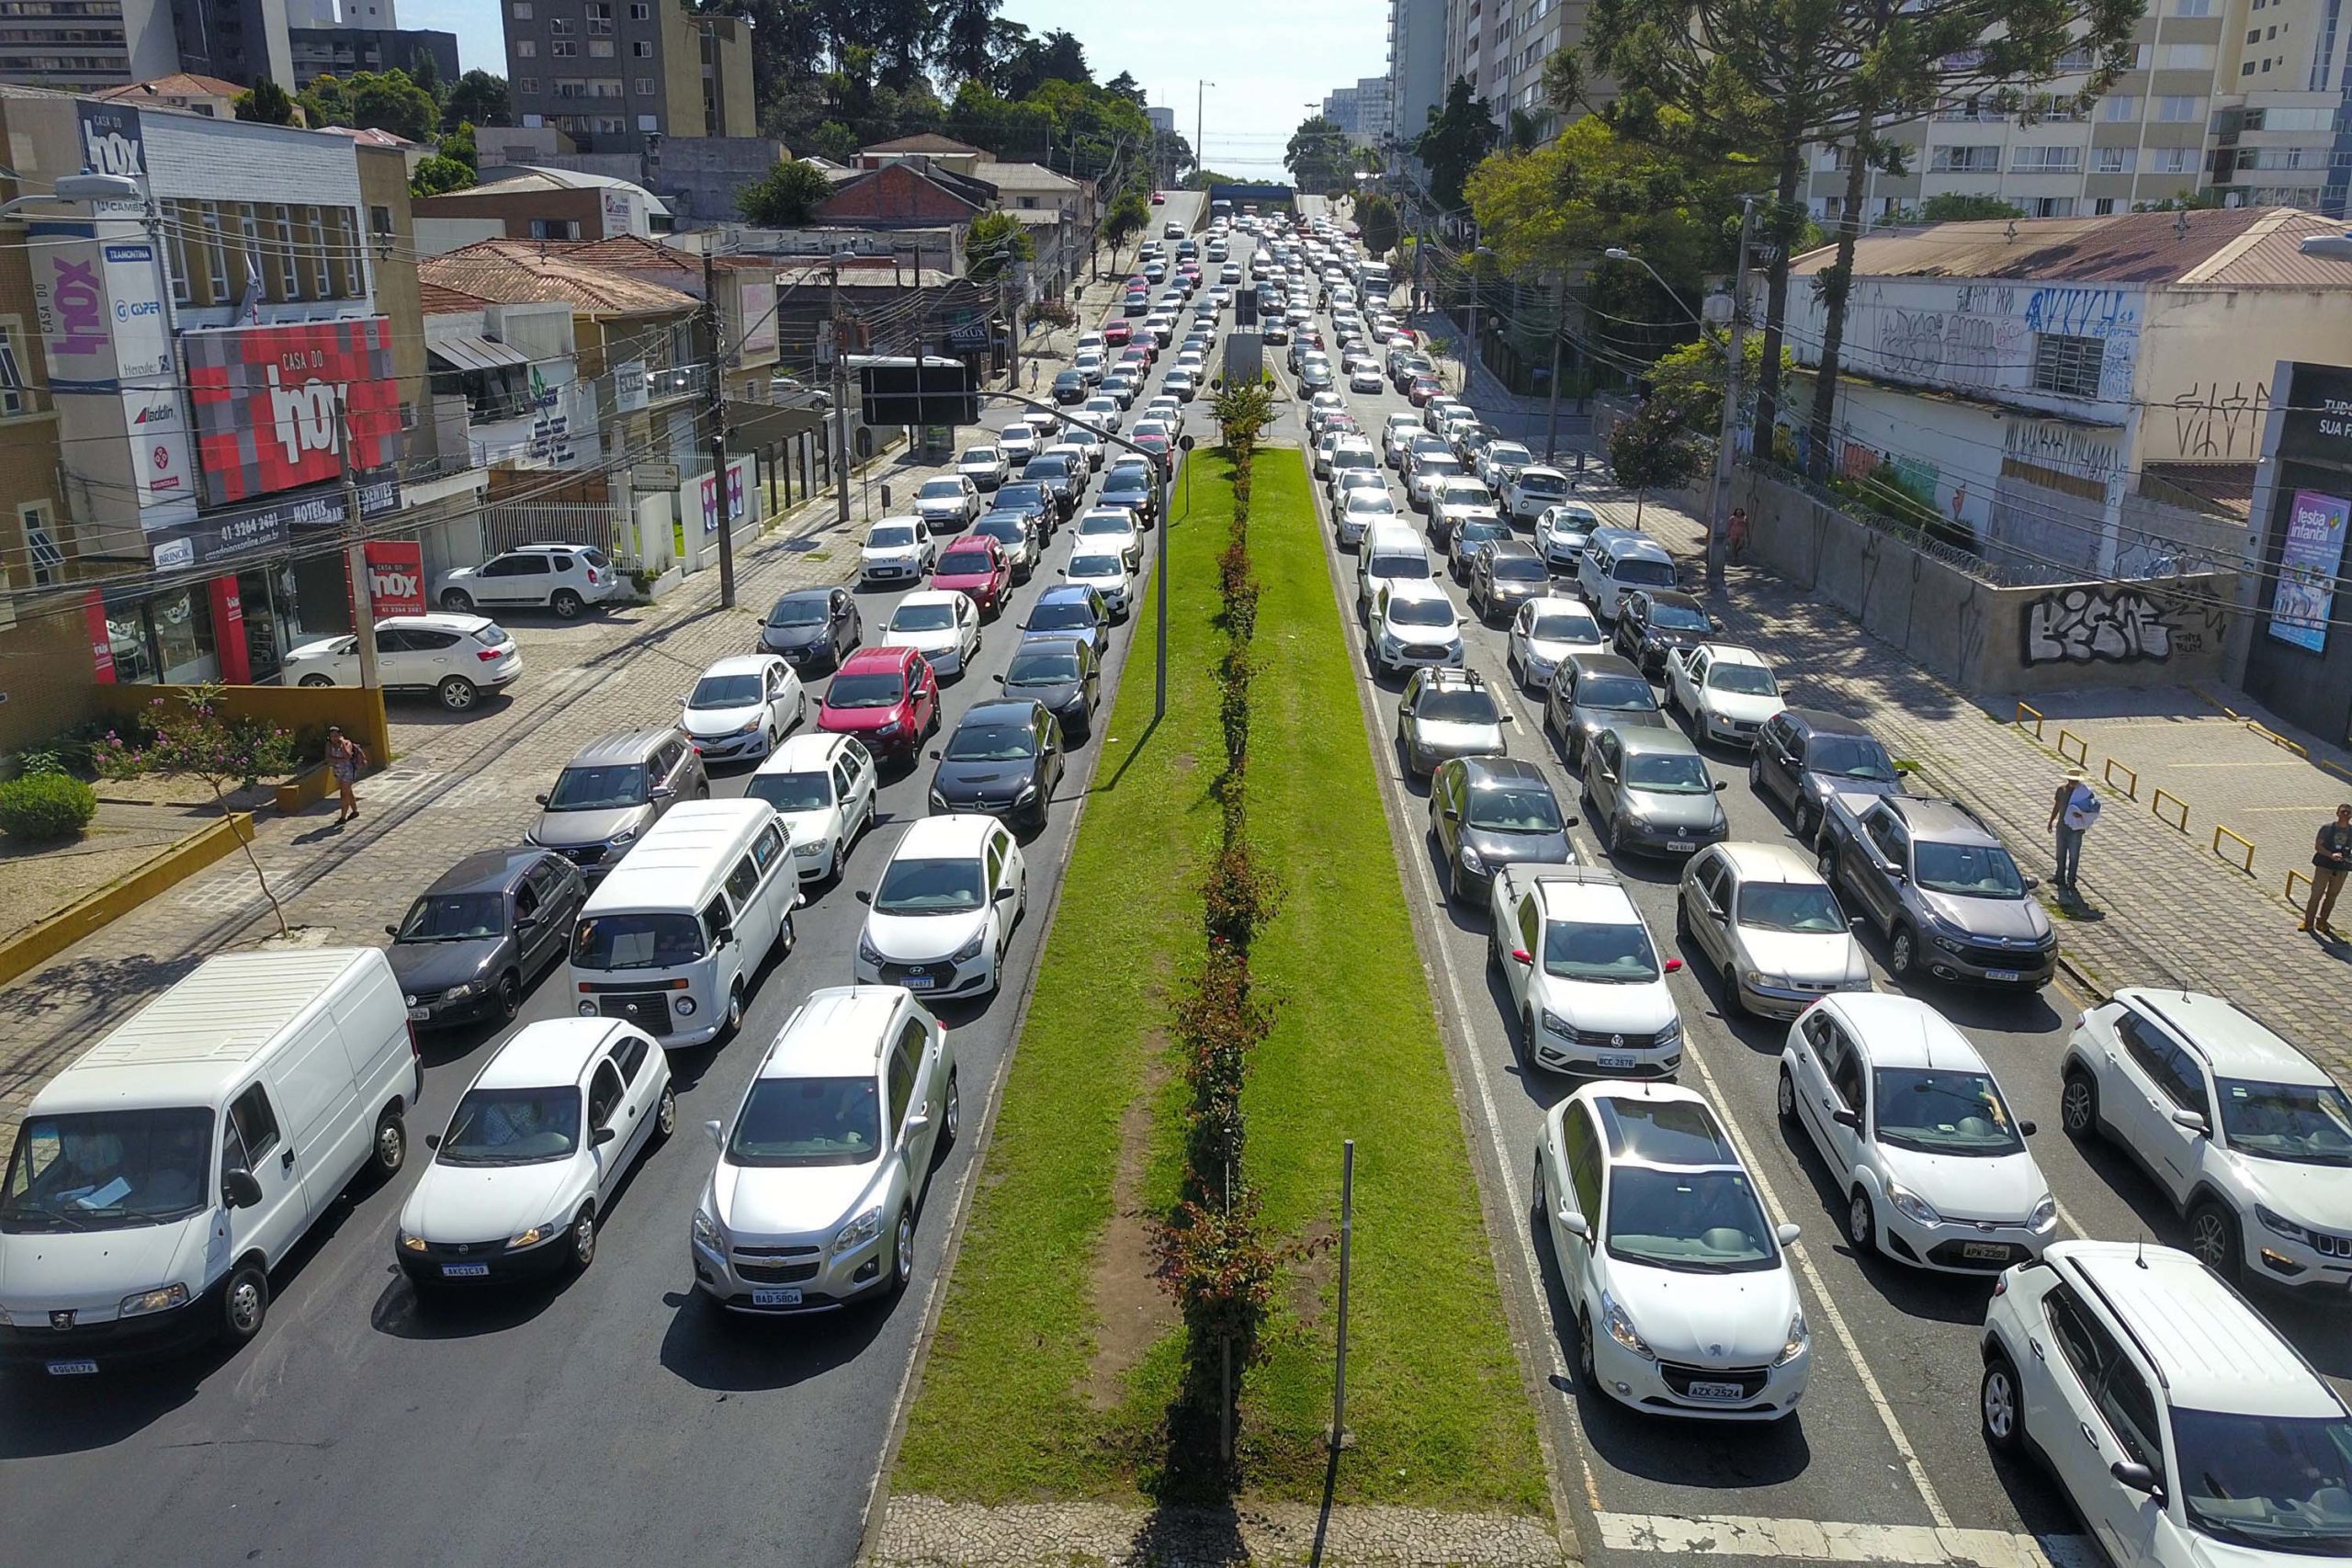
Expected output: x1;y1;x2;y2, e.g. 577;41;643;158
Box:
2171;1408;2352;1553
998;484;1046;509
1389;597;1455;630
747;770;831;813
962;448;998;464
1079;516;1130;537
938;549;994;576
1708;663;1780;696
975;521;1024;547
874;857;985;914
690;673;764;708
1913;840;2026;898
1491;556;1548;582
1028;458;1069;479
1519;473;1568;497
1417;688;1498;724
1736;882;1845;933
1489;445;1532;468
397;891;506;941
546;762;648;810
436;1087;581;1166
769;597;829;626
571;912;706;970
1544;920;1659;983
1532;610;1600;643
1648;602;1712;632
1871;1067;2025;1156
945;722;1035;762
728;1077;882;1168
1419;457;1463;477
1347;493;1396;514
1070;554;1125;579
1605;1168;1778;1272
867;525;919;550
890;603;958;633
918;479;963;500
1000;428;1029;445
1617;558;1679;588
0;1109;212;1232
1625;752;1713;793
1466;786;1562;832
1029;603;1095;633
1808;736;1898;781
1007;649;1081;685
2214;1079;2352;1166
826;671;904;708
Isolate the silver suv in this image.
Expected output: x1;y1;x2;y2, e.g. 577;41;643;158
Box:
1816;794;2054;987
527;728;707;880
436;543;620;620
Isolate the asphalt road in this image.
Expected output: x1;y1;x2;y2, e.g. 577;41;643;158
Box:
0;191;1212;1568
1267;231;2352;1565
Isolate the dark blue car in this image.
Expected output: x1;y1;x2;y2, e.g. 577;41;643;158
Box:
1018;585;1111;657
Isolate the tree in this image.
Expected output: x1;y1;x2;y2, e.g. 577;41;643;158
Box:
1102;188;1149;269
1608;400;1706;525
935;0;1000;85
234;77;298;125
1102;69;1146;107
95;688;298;936
966;209;1034;282
1646;329;1793;434
1416;76;1500;213
1182;168;1241;190
443;69;512;130
1465;113;1744;288
412;122;480;197
737;158;835;225
1283;115;1350;194
299;73;351;128
1918;192;2023;221
1357;192;1399;258
997;27;1089;98
303;69;438;141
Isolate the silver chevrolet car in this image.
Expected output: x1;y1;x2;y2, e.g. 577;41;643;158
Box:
1677;841;1872;1018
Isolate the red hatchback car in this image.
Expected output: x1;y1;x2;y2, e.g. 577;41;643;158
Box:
1102;320;1133;346
1408;375;1444;406
1132;430;1172;468
931;537;1014;617
819;645;938;758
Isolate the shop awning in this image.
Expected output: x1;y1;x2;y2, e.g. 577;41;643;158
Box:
428;333;530;374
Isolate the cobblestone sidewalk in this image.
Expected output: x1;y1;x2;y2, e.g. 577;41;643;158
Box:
873;1495;1567;1568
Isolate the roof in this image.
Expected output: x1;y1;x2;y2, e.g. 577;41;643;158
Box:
700;653;779;678
419;244;696;317
586;799;774;908
1527;864;1640;924
760;987;905;1078
313;124;424;150
1612;725;1702;757
474;1018;629;1090
1459;755;1548;790
562;727;678;767
1787;207;2352;290
1585;1082;1737;1166
1885;795;1998;844
1821;992;1980;1071
1783;706;1876;738
426;332;530;373
2060;1242;2342;1415
861;133;984;155
470;164;669;209
2117;989;2328;1083
891;813;995;860
1714;841;1824;884
421;847;549;898
956;699;1039;730
758;731;857;775
94;73;241;101
418;281;495;315
1565;650;1644;678
971;161;1081;193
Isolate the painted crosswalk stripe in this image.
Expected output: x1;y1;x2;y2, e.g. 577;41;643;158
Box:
1596;1513;2099;1567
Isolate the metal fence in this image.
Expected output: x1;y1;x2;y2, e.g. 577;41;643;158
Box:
481;502;627;563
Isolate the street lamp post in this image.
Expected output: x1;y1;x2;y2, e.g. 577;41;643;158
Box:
1197;81;1214;190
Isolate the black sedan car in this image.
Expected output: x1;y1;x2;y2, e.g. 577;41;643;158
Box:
1427;755;1575;904
991;480;1058;537
1750;706;1903;844
927;699;1064;828
1052;368;1088;405
1100;461;1158;524
1613;588;1719;677
996;635;1101;743
387;847;583;1027
1467;540;1551;624
760;585;860;669
1023;452;1084;517
1544;650;1670;768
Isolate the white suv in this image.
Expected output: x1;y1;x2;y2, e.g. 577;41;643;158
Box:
1980;1239;2352;1564
281;612;522;712
436;543;618;619
2061;988;2352;1290
1489;863;1683;1077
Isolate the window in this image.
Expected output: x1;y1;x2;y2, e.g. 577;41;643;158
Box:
555;76;587;97
1931;144;2001;172
588;1063;623;1127
629;0;647;15
2132;42;2154;68
2013;144;2083;172
586;0;610;30
612;1032;650;1085
2042;1284;2114;1385
2118;1010;2210;1115
631;38;650;55
590;39;613;55
516;77;537;95
236;205;264;304
514;37;535;55
163;197;193;306
592;76;623;97
552;39;576;55
725;852;761;908
752;822;786;872
886;1042;914;1133
2176;0;2215;13
0;323;25;418
634;76;654;95
196;199;230;300
1564;1103;1603;1219
510;0;528;13
334;207;364;297
2094;197;2117;215
2031;332;2106;398
228;1084;282;1166
2162;42;2215;69
268;202;299;299
2095;145;2136;172
2097;1359;2165;1476
20;503;60;586
548;13;571;29
2152;146;2198;172
2156;94;2202;120
2103;94;2140;120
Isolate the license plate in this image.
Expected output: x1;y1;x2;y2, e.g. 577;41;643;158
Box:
1668;840;1695;852
752;1287;803;1307
1686;1380;1744;1401
903;975;935;990
441;1262;490;1278
1962;1242;2012;1260
1984;968;2021;983
1597;1054;1635;1069
407;1007;430;1022
45;1359;97;1376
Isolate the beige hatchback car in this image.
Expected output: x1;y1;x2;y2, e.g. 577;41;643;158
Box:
1676;840;1872;1019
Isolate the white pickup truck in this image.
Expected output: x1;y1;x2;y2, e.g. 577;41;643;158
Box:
1663;643;1785;749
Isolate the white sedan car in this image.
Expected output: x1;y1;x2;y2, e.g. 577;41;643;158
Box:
1781;992;2057;1272
282;612;523;713
1064;547;1135;618
1348;364;1385;393
1537;1080;1811;1420
682;653;806;762
1080;395;1123;433
913;474;981;532
956;446;1009;491
997;423;1039;467
747;732;879;882
1338;486;1399;547
880;590;982;680
860;515;938;585
1506;595;1607;692
1537;502;1603;572
1666;644;1784;748
396;1017;673;1290
853;813;1026;1001
1490;863;1683;1077
1072;506;1144;571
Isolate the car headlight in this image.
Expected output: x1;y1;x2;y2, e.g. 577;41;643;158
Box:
692;1211;726;1254
857;932;885;966
833;1205;883;1254
1932;931;1964;953
951;928;988;963
1886;1184;1942;1227
876;718;902;735
1539;1008;1573;1038
443;981;476;1002
2257;1203;2308;1242
1600;1292;1656;1361
1655;1015;1682;1045
739;716;763;735
674;997;696;1017
2030;1194;2059;1232
1774;1312;1809;1367
119;1283;190;1318
1458;844;1484;872
508;1218;566;1249
1741;970;1788;992
929;786;949;810
607;825;638;848
400;1230;428;1254
1015;782;1038;802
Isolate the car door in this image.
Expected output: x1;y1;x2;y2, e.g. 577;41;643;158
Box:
1757;714;1798;804
222;1080;311;1261
1795;1011;1861;1175
957;595;980;656
1688;852;1735;971
1430;762;1461;862
1506;891;1542;1012
2035;1287;2165;1564
831;589;857;653
489;554;550;607
585;1061;628;1201
1856;808;1909;928
1681;648;1710;711
1588;731;1623;821
722;849;774;963
2110;1011;2210;1201
603;1034;659;1169
893;1016;942;1179
1562;1103;1606;1297
996;829;1025;920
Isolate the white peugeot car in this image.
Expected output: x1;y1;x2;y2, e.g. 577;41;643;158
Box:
880;590;982;680
860;515;938;585
395;1018;673;1290
690;987;956;1314
1489;863;1684;1078
746;733;879;882
283;612;524;714
853;815;1027;1001
679;653;806;763
1537;1080;1811;1420
1780;991;2056;1271
1666;644;1785;749
1506;596;1607;693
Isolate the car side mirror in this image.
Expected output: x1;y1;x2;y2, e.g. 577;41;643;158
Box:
222;1168;262;1209
2022;874;2041;892
1776;1222;1804;1247
593;1125;617;1147
2110;1461;2162;1497
1832;1108;1860;1130
1510;947;1532;964
854;888;872;904
424;1132;442;1151
994;886;1016;902
1714;781;1728;792
904;1111;931;1139
2019;1120;2040;1138
928;749;942;760
650;784;677;801
1710;616;1724;632
704;1118;726;1150
1557;1207;1589;1237
384;923;400;938
535;792;549;806
2171;1109;2210;1135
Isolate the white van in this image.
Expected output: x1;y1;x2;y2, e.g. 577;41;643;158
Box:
1355;522;1437;623
0;948;418;1373
1577;527;1679;623
571;798;799;1048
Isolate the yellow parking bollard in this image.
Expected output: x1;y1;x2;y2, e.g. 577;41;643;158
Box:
2100;758;2139;800
2152;789;2188;832
2212;824;2256;874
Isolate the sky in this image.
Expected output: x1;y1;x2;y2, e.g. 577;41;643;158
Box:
398;0;1388;180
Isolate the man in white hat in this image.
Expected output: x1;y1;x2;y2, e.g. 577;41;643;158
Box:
2046;766;2101;894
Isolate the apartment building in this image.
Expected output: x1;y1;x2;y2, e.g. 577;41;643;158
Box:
1442;0;1578;135
0;0;288;93
287;24;456;88
1387;0;1446;152
504;0;753;156
1323;76;1394;145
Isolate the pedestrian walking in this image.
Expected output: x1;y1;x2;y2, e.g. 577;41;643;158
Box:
2047;767;2101;894
326;725;368;829
1726;505;1751;563
2301;802;2352;934
1028;359;1039;390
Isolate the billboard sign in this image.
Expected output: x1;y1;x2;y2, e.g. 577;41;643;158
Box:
29;226;173;390
75;101;149;220
736;276;777;362
2278;363;2352;468
2269;488;2350;653
699;457;748;535
365;540;426;616
601;188;634;237
145;475;401;570
184;319;401;508
614;359;649;413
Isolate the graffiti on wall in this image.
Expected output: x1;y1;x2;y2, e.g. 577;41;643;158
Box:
2166;378;2269;460
1865;282;2024;389
2023;286;2140;400
2003;420;2122;485
2021;578;2232;665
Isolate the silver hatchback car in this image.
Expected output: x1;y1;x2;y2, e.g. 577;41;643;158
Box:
1584;725;1728;858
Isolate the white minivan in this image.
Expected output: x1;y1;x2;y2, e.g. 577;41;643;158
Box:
1577;527;1680;623
0;948;419;1373
570;798;800;1048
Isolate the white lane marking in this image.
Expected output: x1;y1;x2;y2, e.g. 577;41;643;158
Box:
1596;1513;2098;1567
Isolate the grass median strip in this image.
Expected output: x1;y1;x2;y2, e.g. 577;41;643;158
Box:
894;448;1547;1517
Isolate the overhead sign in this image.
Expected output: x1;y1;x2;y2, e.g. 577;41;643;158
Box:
2269;488;2349;654
75;101;149;218
859;356;978;427
183;319;401;508
145;474;401;570
365;540;426;616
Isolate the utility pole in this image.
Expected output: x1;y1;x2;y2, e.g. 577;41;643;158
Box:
1705;195;1757;595
1196;80;1213;191
703;245;736;608
1543;274;1565;464
335;387;379;690
830;253;852;528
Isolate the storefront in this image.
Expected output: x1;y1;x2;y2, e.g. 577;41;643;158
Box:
2244;360;2352;745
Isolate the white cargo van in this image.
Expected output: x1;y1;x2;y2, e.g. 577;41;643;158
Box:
0;948;418;1374
570;797;799;1048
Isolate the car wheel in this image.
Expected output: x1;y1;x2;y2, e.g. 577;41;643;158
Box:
889;1204;916;1295
298;673;334;688
2188;1201;2241;1280
1816;840;1838;883
1888;925;1917;979
1981;1353;2025;1456
2060;1070;2099;1141
938;1068;961;1152
655;1083;678;1142
567;1205;597;1275
220;1260;269;1345
551;588;585;620
1776;1067;1798;1123
495;972;521;1022
440;588;474;613
721;983;745;1041
1748;755;1764;790
438;675;479;712
1674;895;1691;941
369;1106;407;1182
1577;1310;1600;1390
1794;800;1819;844
1847;1187;1878;1255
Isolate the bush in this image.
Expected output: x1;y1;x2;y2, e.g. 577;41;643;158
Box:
0;771;97;840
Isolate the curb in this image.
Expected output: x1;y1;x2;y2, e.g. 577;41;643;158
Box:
0;812;254;987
